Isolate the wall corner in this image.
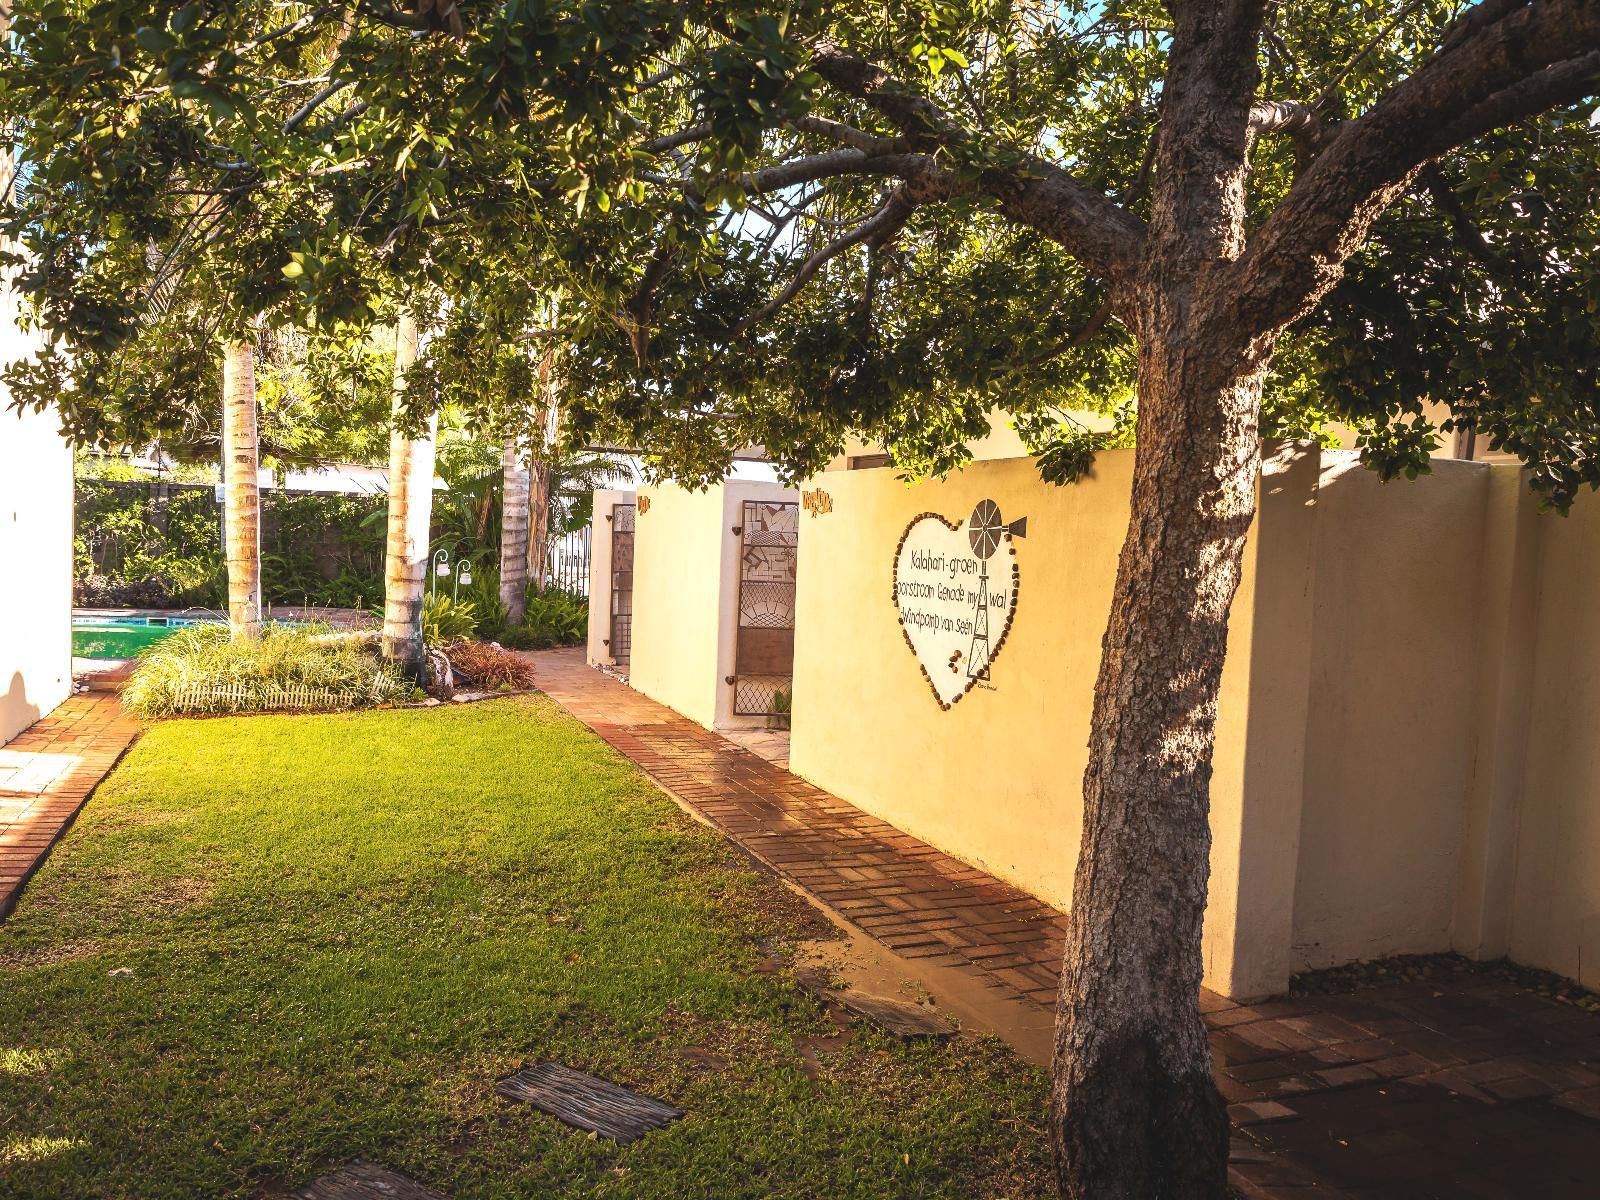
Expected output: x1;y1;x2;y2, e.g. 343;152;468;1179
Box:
1451;465;1541;961
1203;441;1321;1000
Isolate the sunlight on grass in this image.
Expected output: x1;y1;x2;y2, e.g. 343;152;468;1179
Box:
0;697;1049;1199
0;1048;68;1076
0;1135;84;1165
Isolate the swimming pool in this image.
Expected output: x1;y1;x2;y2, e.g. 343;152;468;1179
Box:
72;615;219;660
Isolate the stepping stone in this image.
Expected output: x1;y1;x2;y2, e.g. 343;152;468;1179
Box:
834;991;956;1041
495;1063;683;1143
291;1163;449;1199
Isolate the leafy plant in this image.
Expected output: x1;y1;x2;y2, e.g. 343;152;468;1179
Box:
767;688;792;731
459;565;510;640
444;639;536;691
498;589;588;650
76;480;385;610
122;624;410;718
420;593;478;647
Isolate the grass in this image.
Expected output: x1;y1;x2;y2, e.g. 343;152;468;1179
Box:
0;698;1049;1199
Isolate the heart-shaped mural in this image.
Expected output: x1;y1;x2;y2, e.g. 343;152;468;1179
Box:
893;500;1024;708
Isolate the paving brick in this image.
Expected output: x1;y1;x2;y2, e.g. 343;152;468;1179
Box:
0;693;138;921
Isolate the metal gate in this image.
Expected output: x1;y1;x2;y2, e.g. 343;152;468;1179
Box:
546;525;592;596
608;502;635;666
731;500;798;718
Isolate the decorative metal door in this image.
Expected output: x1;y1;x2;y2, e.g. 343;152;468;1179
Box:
732;500;799;717
608;503;635;665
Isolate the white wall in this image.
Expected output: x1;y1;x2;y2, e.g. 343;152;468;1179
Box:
0;325;73;743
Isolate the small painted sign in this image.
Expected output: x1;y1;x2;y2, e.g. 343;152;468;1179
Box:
801;487;833;517
893;500;1025;708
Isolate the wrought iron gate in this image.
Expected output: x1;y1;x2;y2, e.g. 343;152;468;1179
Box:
731;500;798;718
546;525;592;596
608;502;635;666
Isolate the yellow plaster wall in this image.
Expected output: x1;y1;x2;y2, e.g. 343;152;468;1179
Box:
788;450;1264;939
585;488;635;668
1509;491;1600;990
1289;453;1490;969
627;483;728;730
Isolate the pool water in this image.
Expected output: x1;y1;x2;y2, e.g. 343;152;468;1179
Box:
72;618;215;660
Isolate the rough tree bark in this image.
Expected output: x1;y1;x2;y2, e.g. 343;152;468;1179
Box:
1050;4;1274;1196
220;340;262;643
526;453;550;594
499;433;530;623
380;309;439;681
526;345;558;594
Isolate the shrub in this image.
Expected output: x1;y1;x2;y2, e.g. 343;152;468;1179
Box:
459;566;509;640
498;589;588;650
74;575;178;609
444;640;537;691
122;624;411;718
422;593;478;645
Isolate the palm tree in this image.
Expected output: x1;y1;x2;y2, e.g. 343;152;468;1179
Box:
379;308;438;680
220;340;262;641
498;432;529;623
524;345;556;594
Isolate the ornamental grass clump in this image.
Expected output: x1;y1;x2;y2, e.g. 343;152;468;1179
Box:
123;623;411;718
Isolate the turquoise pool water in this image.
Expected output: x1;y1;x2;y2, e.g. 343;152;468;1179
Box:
72;617;217;660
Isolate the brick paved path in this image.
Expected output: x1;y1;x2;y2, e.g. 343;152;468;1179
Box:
532;649;1600;1199
0;692;139;919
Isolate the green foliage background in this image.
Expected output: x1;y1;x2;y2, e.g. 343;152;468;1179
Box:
75;481;387;610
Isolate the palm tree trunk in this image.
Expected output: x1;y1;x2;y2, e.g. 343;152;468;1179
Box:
499;434;530;624
526;455;550;594
380;309;438;681
220;341;262;642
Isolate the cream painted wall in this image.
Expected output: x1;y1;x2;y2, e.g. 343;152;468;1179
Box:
0;380;73;745
791;456;1130;913
1508;491;1600;991
628;483;728;729
1289;453;1489;969
610;444;1600;999
586;489;633;667
788;448;1323;998
626;479;798;730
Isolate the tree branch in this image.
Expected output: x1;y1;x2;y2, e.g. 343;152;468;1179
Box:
809;38;1145;289
738;189;916;334
283;78;353;133
641;124;712;154
1229;0;1600;338
788;114;902;153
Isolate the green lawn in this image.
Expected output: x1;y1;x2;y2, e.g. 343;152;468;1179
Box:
0;698;1049;1199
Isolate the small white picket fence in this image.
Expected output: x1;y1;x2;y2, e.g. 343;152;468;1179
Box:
170;681;375;714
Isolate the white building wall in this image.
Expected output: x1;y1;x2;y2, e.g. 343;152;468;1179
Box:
0;301;73;743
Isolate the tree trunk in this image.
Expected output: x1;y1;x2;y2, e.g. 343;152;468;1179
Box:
220;340;262;642
380;309;438;681
1050;325;1268;1198
499;434;530;624
526;456;550;594
1050;9;1270;1194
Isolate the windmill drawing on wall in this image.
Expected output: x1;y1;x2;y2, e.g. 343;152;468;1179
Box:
893;497;1027;709
965;499;1024;682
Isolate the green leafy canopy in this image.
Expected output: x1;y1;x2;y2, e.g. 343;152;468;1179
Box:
4;1;1597;503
